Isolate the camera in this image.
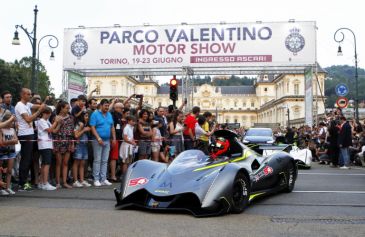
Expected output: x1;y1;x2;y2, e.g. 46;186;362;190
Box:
135;94;143;99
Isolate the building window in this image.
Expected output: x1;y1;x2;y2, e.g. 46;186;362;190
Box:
111;84;116;95
243;101;246;107
264;87;268;92
226;119;229;123
251;102;255;107
294;107;300;118
234;101;237;107
287;82;289;92
294;84;299;95
95;81;101;95
158;102;162;107
111;81;117;95
234;119;238;123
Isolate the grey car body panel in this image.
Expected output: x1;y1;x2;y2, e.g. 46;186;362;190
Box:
115;130;297;216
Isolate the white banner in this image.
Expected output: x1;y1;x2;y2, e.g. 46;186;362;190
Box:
63;21;316;71
67;71;85;101
304;67;313;127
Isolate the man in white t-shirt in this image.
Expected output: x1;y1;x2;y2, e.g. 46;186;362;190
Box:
15;88;46;191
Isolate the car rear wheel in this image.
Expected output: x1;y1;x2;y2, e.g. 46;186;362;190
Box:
230;172;250;214
284;161;296;193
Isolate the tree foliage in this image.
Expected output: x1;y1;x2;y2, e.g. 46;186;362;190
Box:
0;59;24;102
0;57;54;102
324;65;365;108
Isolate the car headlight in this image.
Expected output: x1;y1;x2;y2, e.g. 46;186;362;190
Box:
267;140;274;144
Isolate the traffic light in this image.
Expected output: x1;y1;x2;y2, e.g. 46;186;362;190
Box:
170;75;178;101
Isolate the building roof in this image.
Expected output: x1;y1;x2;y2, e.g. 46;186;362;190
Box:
219;86;256;94
315;62;327;74
256;74;278;83
157;85;256;95
256;62;327;84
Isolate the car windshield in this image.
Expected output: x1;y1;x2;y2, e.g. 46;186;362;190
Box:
246;129;272;137
168;150;209;174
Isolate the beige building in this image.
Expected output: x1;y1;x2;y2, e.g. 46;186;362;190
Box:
86;66;326;128
257;68;326;127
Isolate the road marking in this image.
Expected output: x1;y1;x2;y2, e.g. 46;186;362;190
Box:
346;167;365;171
293;191;365;194
299;172;365;176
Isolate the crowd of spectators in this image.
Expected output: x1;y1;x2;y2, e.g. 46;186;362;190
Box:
277;107;365;169
0;88;221;195
1;89;364;196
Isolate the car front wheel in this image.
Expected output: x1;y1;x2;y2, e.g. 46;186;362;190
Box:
231;172;250;214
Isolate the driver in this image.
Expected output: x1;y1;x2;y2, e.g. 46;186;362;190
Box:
210;137;230;160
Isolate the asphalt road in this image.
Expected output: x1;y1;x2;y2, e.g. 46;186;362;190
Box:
0;163;364;237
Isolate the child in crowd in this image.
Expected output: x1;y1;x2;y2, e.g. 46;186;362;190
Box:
53;101;75;189
168;110;184;159
72;112;92;188
137;109;152;160
37;107;60;191
151;119;167;162
119;116;136;176
0;113;18;195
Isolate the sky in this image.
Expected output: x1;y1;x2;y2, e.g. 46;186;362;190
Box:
1;0;363;96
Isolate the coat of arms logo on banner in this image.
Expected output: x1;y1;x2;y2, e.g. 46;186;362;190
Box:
285;28;305;55
71;34;88;59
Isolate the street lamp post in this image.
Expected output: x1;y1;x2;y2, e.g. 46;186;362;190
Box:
334;27;359;122
36;35;59;90
12;5;58;94
349;99;355;119
12;5;38;93
281;105;290;128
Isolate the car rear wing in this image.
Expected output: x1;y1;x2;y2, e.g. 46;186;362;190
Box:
258;144;292;152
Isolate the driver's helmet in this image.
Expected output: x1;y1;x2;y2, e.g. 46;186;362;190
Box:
210;137;230;159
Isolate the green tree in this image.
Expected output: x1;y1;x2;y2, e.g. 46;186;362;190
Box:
0;59;23;102
0;57;54;102
17;57;54;98
324;65;365;108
